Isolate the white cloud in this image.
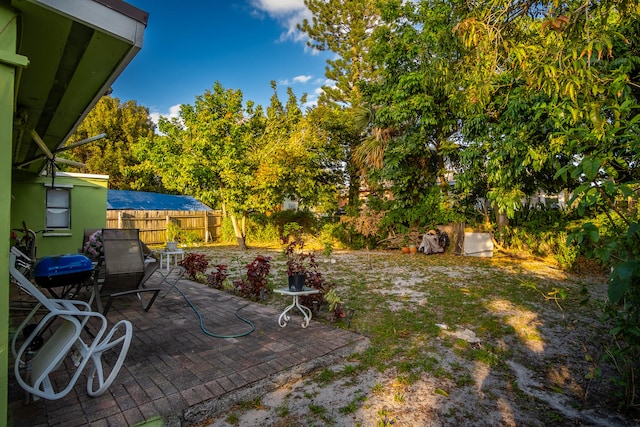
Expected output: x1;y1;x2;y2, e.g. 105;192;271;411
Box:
250;0;312;43
279;75;314;87
167;104;182;118
149;112;161;125
293;75;313;84
250;0;306;15
302;98;317;109
149;104;182;130
154;104;180;121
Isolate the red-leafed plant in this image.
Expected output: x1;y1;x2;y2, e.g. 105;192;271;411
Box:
178;253;209;280
283;235;316;276
206;264;229;289
233;255;272;300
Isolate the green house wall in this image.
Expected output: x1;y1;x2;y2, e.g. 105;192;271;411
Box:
2;5;28;426
10;171;108;258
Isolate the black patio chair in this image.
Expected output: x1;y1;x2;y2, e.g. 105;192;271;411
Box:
93;228;161;315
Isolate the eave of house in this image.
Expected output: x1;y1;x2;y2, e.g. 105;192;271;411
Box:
10;0;148;174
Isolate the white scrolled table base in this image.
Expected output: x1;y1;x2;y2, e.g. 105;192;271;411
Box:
274;287;320;328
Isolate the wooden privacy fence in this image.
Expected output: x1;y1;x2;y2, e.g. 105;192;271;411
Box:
106;210;223;245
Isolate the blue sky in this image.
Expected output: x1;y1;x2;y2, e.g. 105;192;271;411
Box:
111;0;331;123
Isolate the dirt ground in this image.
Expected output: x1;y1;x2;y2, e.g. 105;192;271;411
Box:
178;246;639;427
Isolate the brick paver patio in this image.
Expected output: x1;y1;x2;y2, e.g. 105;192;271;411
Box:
8;269;368;426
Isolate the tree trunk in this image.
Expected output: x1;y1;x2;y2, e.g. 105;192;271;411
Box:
495;209;509;231
346;159;361;212
436;141;450;203
438;173;449;196
230;214;247;250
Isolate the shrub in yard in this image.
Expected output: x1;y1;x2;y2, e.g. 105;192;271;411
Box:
270;209;319;236
324;288;346;322
180;230;202;245
495;225;580;270
206;264;229;289
221;213;306;246
178;253;209;280
304;272;345;322
233;255;272;300
572;216;640;409
220;216;236;243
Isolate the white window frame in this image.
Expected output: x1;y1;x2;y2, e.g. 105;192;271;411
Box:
45;186;71;229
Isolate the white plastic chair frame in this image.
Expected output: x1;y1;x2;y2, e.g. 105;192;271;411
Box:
9;248;133;401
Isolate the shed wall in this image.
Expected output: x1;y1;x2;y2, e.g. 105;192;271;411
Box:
11;171;108;257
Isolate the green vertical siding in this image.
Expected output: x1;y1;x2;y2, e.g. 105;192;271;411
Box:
1;5;28;426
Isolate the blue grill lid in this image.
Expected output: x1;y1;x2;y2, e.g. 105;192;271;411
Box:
33;254;93;278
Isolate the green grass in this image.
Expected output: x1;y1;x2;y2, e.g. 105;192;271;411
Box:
275;405;289;417
235;397;262;410
342;364;358;375
313;368;336;386
371;382;384;394
338;392;367;414
224;413;239;425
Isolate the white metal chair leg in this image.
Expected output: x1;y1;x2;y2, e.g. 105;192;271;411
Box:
86;320;132;396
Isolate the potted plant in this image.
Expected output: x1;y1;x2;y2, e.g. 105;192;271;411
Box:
401;235;411;253
284;235;315;291
166;221;181;251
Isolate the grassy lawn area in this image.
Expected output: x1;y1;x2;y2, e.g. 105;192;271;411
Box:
181;244;631;426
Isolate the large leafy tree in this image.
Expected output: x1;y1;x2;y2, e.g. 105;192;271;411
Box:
451;1;575;221
454;0;640;216
134;81;341;248
66;96;158;190
458;82;573;221
455;2;640;243
355;0;468;229
304;102;357;211
249;82;343;214
455;0;640;405
299;0;381;211
134;82;263;249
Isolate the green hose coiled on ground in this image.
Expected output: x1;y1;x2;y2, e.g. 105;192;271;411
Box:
175;286;255;338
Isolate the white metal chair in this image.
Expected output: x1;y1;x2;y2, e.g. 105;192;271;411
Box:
9;248;132;401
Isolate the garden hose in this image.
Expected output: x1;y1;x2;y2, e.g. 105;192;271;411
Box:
174;285;255;338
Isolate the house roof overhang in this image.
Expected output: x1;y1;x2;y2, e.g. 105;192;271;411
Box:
10;0;148;174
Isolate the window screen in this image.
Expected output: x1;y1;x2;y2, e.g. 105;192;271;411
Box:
46;188;70;229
